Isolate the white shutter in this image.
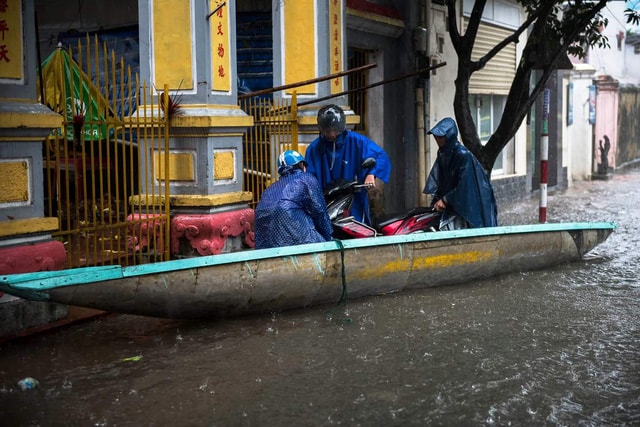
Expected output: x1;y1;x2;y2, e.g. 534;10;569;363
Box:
464;19;516;95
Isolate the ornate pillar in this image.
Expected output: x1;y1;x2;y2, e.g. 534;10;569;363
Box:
0;0;68;336
0;0;64;275
136;0;255;256
272;0;356;152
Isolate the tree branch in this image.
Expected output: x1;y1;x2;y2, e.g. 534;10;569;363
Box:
446;0;464;56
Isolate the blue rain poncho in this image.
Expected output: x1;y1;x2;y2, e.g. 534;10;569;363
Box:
423;118;498;228
305;131;391;225
254;167;333;249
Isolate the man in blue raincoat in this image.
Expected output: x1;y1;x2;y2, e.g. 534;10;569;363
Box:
305;104;391;225
254;150;333;249
423;117;498;230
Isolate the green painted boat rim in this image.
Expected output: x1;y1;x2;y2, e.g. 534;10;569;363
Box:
0;222;616;291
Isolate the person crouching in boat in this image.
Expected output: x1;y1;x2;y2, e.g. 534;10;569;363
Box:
423;117;498;230
254;150;333;249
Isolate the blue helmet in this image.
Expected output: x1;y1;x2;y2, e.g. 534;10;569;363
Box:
278;149;307;175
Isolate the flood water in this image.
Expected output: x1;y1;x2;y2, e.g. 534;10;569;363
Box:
1;170;639;426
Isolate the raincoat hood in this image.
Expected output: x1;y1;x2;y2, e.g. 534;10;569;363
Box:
278;165;302;178
319;130;347;148
428;117;459;151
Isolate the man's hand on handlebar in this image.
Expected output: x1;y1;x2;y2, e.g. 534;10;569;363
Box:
364;174;376;188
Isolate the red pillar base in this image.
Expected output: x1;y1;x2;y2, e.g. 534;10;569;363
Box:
0;240;67;275
0;240;67;297
171;208;255;256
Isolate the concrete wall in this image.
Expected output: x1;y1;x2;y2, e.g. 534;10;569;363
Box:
594;76;620;170
35;0;138;59
346;2;422;212
624;42;640;82
617;86;640;167
568;64;597;181
425;2;456;156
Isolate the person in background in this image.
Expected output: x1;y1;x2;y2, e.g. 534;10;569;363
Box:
254;149;333;249
423;117;498;230
305;104;391;226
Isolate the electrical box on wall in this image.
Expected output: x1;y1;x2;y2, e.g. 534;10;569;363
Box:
414;27;428;53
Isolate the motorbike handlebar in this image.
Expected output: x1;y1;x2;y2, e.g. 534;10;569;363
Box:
354;183;372;190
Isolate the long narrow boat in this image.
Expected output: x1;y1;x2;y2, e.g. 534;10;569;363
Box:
0;222;615;320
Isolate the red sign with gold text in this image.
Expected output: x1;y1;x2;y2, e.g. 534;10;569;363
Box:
0;0;24;80
329;0;343;94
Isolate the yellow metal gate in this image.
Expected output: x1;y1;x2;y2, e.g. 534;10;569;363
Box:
238;63;379;206
240;93;299;207
40;37;171;268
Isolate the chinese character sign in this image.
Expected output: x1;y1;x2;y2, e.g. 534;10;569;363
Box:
329;0;343;94
0;0;23;80
211;1;231;92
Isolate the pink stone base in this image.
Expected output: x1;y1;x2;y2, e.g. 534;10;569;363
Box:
171;209;255;256
0;240;67;276
126;213;167;253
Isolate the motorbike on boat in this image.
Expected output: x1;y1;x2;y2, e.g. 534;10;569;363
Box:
324;158;441;239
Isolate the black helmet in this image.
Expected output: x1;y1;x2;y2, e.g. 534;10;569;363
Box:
317;104;346;134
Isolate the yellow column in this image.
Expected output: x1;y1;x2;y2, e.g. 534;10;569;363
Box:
151;0;194;91
0;0;61;232
0;0;66;280
284;0;317;95
138;1;255;256
141;0;252;206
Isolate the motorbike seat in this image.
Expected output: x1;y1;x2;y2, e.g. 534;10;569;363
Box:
324;179;353;198
375;206;435;228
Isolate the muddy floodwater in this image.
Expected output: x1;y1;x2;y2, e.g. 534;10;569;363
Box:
1;169;639;426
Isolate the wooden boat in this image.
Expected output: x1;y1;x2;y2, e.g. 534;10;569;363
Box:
0;222;616;320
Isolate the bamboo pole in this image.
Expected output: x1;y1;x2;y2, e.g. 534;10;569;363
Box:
238;63;377;100
297;62;447;107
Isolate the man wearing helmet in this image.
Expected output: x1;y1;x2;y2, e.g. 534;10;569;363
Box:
254;150;333;249
305;104;391;225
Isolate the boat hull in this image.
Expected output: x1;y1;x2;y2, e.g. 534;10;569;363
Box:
0;223;615;319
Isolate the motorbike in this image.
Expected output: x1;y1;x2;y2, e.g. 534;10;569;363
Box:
324;158;441;239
